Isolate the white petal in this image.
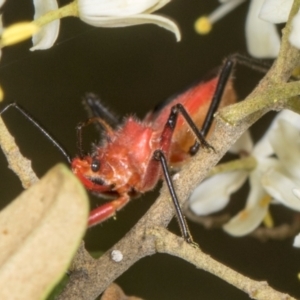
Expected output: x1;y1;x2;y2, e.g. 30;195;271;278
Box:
274;110;300;131
293;233;300;247
229;130;253;154
253;110;300;158
78;0;159;17
136;0;171;14
269;119;300;179
246;158;277;207
246;0;280;58
223;158;276;236
0;0;4;8
289;10;300;49
80;14;181;41
223;197;269;236
31;0;60;51
259;0;292;23
292;188;300;199
262;168;300;211
189;171;248;215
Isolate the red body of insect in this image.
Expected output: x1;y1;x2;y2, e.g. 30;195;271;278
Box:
71;76;236;227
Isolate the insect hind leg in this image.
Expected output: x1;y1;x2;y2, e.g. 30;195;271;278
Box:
153;149;196;245
188;54;270;156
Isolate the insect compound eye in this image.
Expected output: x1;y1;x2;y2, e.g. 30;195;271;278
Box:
91;158;101;172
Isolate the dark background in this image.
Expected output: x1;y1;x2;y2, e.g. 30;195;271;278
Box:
0;1;299;299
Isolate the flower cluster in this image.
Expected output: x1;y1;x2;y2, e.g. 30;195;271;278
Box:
195;0;300;58
189;109;300;247
0;0;179;51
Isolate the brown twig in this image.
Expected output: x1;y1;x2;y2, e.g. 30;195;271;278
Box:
148;227;296;300
0;117;38;188
251;213;300;242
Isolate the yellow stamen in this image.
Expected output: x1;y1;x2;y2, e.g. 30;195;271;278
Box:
297;273;300;281
194;16;212;35
239;210;249;220
1;22;40;47
194;0;246;36
0;85;4;102
259;195;271;207
263;210;274;228
0;2;79;48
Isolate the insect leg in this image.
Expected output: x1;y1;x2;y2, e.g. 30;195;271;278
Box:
82;93;120;129
229;53;270;74
201;58;234;137
0;102;71;163
144;106;196;244
202;54;270;137
186;58;235;155
154;149;195;244
88;195;129;227
155;57;238;241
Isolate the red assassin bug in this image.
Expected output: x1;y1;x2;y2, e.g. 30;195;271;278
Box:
0;58;237;243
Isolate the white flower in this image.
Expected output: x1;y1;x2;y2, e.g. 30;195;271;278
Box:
31;0;59;51
259;0;293;23
294;232;300;247
31;0;180;51
261;120;300;211
189;110;300;240
290;10;300;48
195;0;280;58
260;0;300;49
189;131;252;216
77;0;180;40
246;0;280;57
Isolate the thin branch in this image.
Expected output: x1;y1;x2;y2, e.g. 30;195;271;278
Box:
148;227;296;300
0;117;38;188
251;214;300;242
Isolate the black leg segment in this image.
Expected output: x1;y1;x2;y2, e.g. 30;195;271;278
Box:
154;149;195;244
82;93;120;130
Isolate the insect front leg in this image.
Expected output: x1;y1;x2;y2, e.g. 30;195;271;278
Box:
88;195;130;227
82;93;120;128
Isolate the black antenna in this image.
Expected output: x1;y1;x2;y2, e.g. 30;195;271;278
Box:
0;103;72;164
